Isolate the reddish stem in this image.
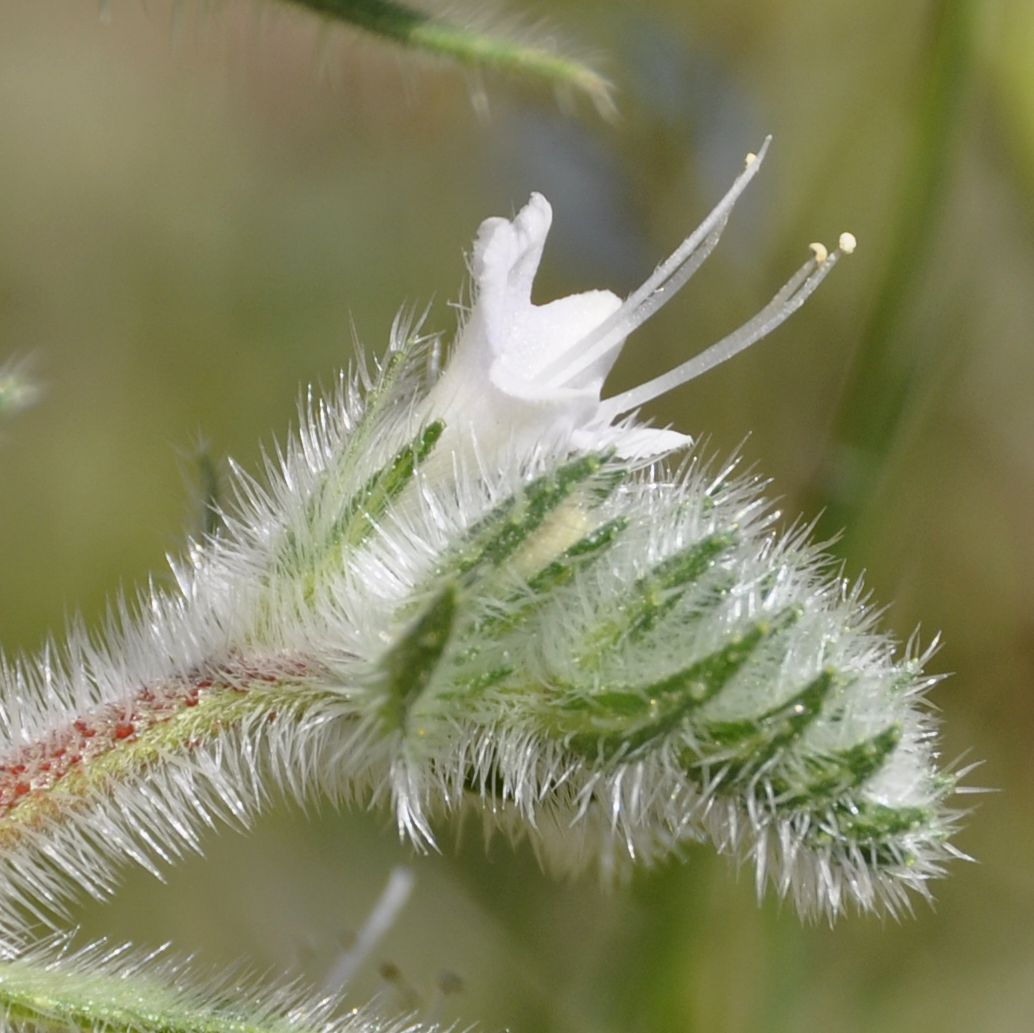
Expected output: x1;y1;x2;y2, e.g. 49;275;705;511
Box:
0;655;311;819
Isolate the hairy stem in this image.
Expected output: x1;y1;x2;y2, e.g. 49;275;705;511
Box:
284;0;614;112
0;656;315;851
0;947;413;1033
0;981;277;1033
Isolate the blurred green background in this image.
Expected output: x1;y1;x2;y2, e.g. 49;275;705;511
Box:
1;1;1031;1030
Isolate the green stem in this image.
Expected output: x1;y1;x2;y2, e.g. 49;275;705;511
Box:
0;988;269;1033
284;0;614;112
0;960;317;1033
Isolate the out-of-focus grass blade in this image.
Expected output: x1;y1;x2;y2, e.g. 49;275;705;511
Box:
813;0;975;540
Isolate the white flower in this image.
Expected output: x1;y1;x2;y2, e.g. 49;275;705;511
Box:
427;138;853;460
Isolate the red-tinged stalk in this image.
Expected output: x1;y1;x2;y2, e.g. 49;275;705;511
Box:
0;656;310;839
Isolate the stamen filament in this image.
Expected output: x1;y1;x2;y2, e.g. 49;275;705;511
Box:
537;137;773;388
600;244;849;418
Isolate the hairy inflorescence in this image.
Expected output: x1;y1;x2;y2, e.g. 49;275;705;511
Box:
0;144;966;1033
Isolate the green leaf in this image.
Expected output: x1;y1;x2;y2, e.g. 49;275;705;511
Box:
0;953;373;1033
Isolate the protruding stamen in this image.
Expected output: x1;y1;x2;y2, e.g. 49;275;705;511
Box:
537;137;773;389
839;231;857;254
600;244;847;419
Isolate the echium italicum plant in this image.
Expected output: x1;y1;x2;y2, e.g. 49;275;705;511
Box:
0;10;969;1033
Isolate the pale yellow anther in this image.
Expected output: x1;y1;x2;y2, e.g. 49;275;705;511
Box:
808;242;829;264
745;152;757;167
838;231;857;254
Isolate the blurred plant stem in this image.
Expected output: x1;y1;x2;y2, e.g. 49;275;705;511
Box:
283;0;614;113
608;865;703;1032
810;0;975;543
604;863;809;1033
193;445;225;540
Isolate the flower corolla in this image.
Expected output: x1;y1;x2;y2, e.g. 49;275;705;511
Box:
427;138;852;460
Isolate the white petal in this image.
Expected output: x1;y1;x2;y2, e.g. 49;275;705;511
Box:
572;422;693;459
428;193;625;451
471;193;553;323
493;290;624;393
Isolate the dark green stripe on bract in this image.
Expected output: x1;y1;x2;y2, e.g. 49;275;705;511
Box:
289;418;444;602
696;668;835;790
443;454;617;580
832;801;930;843
629;532;739;637
379;583;458;731
704;667;834;751
332;419;444;553
578;533;737;665
695;675;923;861
528;517;628;594
809;801;935;869
564;609;799;763
471;517;629;643
778;725;903;807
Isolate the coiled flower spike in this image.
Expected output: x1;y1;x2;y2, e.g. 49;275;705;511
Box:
0;141;964;1033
